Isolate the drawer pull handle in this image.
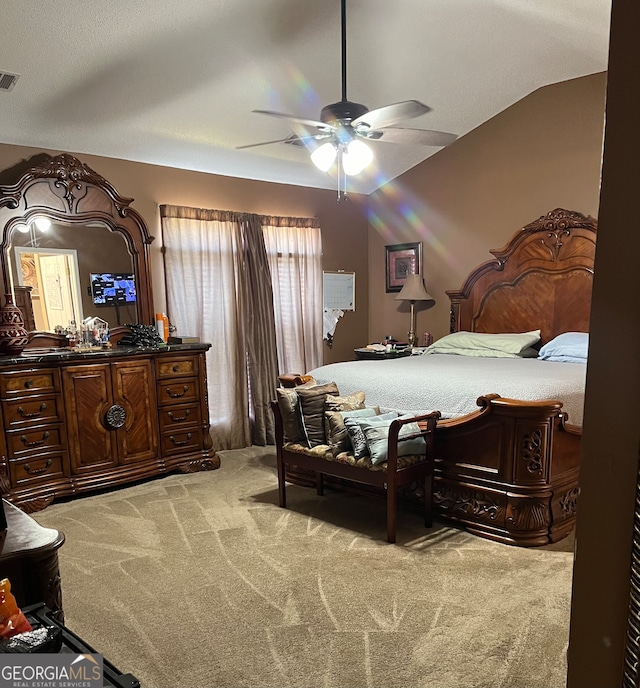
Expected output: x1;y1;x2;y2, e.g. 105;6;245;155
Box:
166;385;188;399
24;379;34;389
18;402;47;418
20;431;50;447
23;459;53;476
169;433;192;446
172;365;180;373
168;409;191;422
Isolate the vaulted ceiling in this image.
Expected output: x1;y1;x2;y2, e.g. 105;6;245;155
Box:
0;0;611;194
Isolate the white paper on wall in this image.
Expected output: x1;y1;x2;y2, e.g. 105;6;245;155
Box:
323;308;344;340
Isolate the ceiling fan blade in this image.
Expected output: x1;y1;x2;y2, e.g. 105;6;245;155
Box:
253;109;335;133
352;100;431;131
371;127;458;147
286;131;334;148
237;131;334;151
236;136;303;150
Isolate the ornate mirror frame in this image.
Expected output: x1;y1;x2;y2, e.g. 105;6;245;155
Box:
0;153;155;339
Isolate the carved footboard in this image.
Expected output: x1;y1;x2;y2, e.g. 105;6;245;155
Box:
433;394;581;546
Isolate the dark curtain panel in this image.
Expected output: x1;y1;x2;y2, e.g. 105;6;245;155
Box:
240;214;278;445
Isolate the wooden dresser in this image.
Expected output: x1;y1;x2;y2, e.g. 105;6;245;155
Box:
0;344;217;513
0;154;222;512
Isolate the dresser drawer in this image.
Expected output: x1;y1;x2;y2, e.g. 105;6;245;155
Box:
2;395;64;428
161;427;206;456
156;379;199;406
159;402;202;430
156;356;199;379
7;426;65;458
9;452;67;487
0;369;60;398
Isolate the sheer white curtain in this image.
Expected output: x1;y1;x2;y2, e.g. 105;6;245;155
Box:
262;221;323;375
161;207;320;450
161;209;251;450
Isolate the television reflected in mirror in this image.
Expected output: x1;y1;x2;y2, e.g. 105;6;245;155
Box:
90;272;137;307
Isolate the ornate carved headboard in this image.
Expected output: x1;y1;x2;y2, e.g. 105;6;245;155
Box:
447;208;597;345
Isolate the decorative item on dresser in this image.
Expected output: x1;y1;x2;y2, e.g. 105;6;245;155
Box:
0;293;29;355
0;153;219;512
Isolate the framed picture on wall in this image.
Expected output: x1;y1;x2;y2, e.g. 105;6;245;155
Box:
385;242;422;293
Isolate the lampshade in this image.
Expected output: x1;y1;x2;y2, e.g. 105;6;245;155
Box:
395;274;435;305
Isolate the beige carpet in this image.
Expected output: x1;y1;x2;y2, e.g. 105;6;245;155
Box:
34;446;574;688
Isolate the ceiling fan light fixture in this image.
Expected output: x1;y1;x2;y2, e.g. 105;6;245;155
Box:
310;141;338;172
34;217;51;232
242;0;456;199
342;139;373;176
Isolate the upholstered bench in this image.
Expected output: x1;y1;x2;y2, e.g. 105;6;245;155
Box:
271;400;440;543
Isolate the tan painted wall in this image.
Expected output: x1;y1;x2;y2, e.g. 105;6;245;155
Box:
368;72;607;345
0;144;369;365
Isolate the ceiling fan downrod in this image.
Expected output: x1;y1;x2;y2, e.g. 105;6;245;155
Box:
321;0;369;125
341;0;347;103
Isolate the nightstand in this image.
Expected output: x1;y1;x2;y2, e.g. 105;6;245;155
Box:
354;348;412;360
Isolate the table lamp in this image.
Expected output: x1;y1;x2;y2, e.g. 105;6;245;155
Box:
395;274;435;347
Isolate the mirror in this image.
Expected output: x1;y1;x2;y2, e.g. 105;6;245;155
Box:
9;221;137;332
0;153;155;345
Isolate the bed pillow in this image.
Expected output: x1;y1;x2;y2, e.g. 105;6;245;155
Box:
325;391;366;413
325;407;379;455
344;411;399;460
275;377;317;444
539;332;589;363
296;382;340;447
423;330;541;358
362;414;428;466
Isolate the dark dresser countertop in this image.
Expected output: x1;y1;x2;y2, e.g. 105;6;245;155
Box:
0;342;212;366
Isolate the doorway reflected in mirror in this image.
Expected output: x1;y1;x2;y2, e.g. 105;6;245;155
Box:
14;247;83;332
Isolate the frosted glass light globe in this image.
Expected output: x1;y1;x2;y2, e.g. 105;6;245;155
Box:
310;142;337;172
342;139;373;176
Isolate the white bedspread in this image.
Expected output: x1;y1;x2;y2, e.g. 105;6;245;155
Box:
307;354;587;427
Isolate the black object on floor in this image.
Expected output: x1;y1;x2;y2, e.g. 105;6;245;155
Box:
20;603;140;688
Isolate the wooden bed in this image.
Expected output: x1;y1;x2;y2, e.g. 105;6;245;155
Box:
300;208;596;546
433;207;596;545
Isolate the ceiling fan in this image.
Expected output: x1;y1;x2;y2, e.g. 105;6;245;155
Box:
238;0;457;190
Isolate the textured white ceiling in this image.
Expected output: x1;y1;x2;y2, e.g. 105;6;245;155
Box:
0;0;611;194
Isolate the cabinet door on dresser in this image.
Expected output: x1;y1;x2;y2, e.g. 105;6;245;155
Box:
62;363;116;473
62;359;159;474
110;359;158;463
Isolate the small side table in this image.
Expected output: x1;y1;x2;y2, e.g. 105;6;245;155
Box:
0;499;65;623
354;348;413;360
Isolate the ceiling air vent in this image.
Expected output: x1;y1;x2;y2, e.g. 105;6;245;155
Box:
0;72;20;92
